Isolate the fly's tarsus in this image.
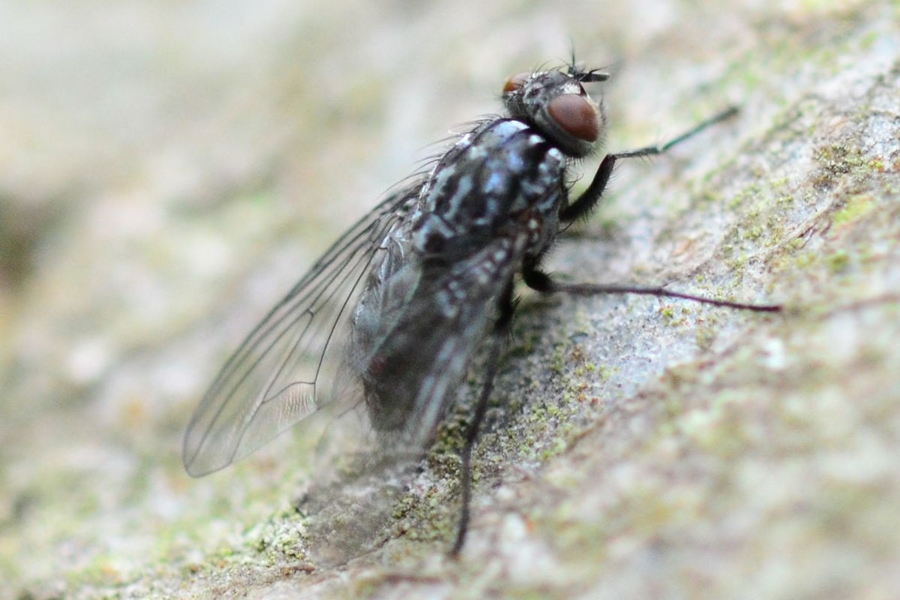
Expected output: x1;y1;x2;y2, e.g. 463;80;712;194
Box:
614;106;739;159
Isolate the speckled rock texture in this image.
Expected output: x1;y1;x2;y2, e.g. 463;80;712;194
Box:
1;1;898;598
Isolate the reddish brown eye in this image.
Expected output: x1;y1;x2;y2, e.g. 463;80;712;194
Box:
547;93;599;142
502;72;530;93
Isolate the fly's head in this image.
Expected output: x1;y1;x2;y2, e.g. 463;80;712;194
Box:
502;65;609;159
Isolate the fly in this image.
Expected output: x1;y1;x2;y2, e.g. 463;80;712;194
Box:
183;61;781;557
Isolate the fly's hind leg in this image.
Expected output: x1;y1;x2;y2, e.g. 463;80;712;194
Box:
450;280;516;557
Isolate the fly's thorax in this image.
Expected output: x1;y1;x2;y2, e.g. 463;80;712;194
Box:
502;68;607;159
411;119;567;261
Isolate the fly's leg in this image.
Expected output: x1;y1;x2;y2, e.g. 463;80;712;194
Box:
546;105;781;311
525;268;782;311
560;106;739;223
450;281;516;557
451;107;754;556
522;230;780;311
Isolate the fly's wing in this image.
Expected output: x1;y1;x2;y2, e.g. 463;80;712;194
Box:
359;231;528;449
299;232;529;566
411;236;527;443
183;184;421;476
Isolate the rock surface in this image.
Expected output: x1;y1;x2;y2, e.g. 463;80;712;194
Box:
1;1;898;598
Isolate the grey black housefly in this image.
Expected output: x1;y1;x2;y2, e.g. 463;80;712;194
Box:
183;62;781;556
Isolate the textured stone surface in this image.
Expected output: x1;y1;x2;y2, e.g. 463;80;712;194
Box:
1;1;898;598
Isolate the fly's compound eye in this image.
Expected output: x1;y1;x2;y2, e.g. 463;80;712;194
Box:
502;72;531;94
547;93;599;142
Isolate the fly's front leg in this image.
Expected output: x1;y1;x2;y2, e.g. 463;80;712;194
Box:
559;152;617;222
528;104;779;313
559;106;739;223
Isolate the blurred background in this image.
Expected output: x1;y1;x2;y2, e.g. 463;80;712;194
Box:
1;0;897;598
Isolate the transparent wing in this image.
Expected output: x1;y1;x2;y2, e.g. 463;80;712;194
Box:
183;184;422;476
352;226;527;449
